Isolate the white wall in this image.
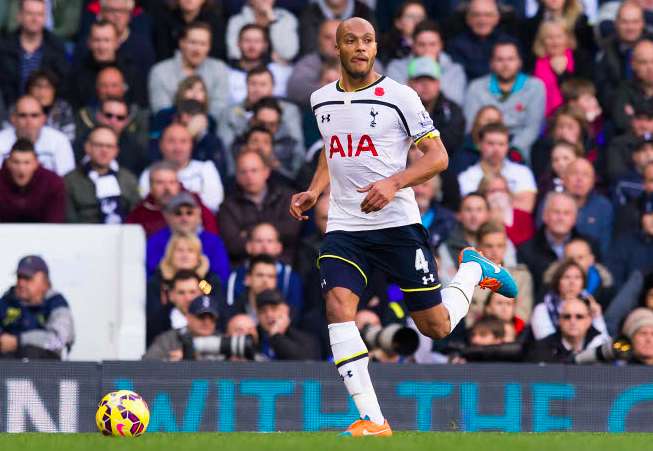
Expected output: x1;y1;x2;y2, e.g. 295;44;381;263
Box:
0;225;146;361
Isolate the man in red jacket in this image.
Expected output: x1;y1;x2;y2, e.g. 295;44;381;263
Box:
0;138;65;223
126;160;217;236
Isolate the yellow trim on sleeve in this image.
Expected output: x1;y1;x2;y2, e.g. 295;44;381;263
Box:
335;350;369;366
414;130;441;145
317;254;368;286
400;283;442;293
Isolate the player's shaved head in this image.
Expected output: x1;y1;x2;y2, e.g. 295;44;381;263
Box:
336;17;376;44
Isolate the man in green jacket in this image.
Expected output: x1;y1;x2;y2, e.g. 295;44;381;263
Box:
64;125;140;223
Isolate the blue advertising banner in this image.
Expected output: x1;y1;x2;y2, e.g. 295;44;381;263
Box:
2;362;653;433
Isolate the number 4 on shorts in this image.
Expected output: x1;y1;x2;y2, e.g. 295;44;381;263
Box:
414;249;429;273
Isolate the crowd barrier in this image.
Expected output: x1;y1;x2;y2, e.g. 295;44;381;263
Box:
2;361;653;433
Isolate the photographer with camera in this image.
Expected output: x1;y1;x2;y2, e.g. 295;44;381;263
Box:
255;289;320;361
144;295;254;361
356;309;420;363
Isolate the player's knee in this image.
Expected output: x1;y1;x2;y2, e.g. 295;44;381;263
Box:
325;288;359;323
413;309;451;340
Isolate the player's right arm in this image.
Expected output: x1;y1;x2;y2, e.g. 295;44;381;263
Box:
289;147;330;221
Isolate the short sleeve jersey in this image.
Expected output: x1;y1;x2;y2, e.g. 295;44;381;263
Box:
310;75;436;232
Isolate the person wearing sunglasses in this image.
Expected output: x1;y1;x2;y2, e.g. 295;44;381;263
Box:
0;95;74;176
526;297;610;363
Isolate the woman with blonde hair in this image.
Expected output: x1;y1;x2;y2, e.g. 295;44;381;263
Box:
146;232;224;345
521;0;594;60
532;18;593;117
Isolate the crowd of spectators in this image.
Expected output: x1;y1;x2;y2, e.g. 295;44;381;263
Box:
1;0;653;366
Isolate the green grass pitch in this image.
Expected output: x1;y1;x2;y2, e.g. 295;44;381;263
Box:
1;432;653;451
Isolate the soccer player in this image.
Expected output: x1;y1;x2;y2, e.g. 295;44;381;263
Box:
289;18;518;437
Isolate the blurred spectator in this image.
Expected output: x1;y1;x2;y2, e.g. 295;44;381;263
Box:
219;66;304;174
2;0;83;40
561;78;605;150
520;0;593;62
387;20;467;105
467;221;533;326
140;123;223;213
562;158;613;256
150;76;227;176
531;259;608;339
518;191;585;293
468;315;506;346
78;0;155;74
531;104;589;179
227;24;292;104
226;0;299;63
146;233;224;345
64;126;140;224
237;97;304;180
447;0;513;81
75;97;149;176
299;0;374;56
0;0;68;107
537;139;583;199
0;256;74;360
126;161;218;237
464;39;546;161
613;141;653;208
0;95;74;176
614;162;653;237
226;313;258;339
623;307;653;365
69;19;147;108
612;39;653;134
25;69;75;142
218;150;301;265
407;56;465;153
543;237;614;308
0;138;65;223
532;18;593;118
484;294;524;337
595;2;646;111
479;174;534;247
437;193;489;282
458;123;537;213
255;288;320;360
412;168;457;252
527;297;610;363
609;196;653;287
152;0;227;61
450;104;503;175
287;19;341;108
606;102;653;184
144;294;221;361
77;66;149;150
225;222;304;319
146;191;230;282
221;253;278;324
378;0;426;63
149;21;230;119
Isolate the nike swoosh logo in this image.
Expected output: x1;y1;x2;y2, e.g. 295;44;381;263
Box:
362;428;391;436
469;254;501;274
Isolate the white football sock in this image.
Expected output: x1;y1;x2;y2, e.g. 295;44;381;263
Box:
328;321;385;425
441;261;482;333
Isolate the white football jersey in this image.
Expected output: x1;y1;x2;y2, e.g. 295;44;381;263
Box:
310;75;436;232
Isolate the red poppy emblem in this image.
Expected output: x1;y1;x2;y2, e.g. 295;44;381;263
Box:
515;103;524;112
375;87;385;96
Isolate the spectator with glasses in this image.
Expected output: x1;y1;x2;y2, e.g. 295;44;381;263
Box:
526;297;610;363
146;191;230;283
0;95;74;176
74;96;149;177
